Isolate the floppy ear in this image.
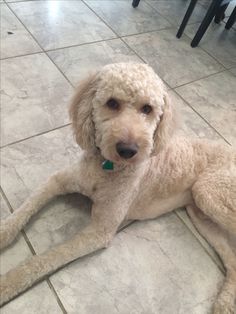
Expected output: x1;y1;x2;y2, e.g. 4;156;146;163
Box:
69;73;98;151
152;94;176;155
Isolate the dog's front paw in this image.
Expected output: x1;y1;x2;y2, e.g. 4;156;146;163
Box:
0;273;10;306
213;298;236;314
0;270;20;306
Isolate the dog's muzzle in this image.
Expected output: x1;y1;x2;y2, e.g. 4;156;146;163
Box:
116;142;138;159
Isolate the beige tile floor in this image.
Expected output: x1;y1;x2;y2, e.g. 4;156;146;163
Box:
0;0;235;313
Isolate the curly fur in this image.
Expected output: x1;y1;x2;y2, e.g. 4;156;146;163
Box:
0;63;235;313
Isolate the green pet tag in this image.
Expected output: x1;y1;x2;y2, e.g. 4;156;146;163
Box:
102;160;114;170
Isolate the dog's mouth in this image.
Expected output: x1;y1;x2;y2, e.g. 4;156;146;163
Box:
114;153;138;164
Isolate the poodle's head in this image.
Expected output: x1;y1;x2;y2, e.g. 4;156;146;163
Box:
70;63;175;164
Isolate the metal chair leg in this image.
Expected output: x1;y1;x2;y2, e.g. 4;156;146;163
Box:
191;0;223;47
214;3;229;23
132;0;140;8
177;0;198;38
225;6;236;29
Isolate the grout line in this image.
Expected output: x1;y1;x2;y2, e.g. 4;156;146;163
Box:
174;210;225;274
81;0;126;36
0;186;14;214
120;34;172;89
144;0;208;28
82;0;173;38
0;187;37;259
1;50;43;61
119;25;174;38
43;36;117;53
119;27;172;39
6;0;116;50
173;67;227;89
4;4;44;44
196;45;228;70
80;2;151;60
45;51;76;87
82;0;172;88
181;22;230;70
5;3;76;88
0;37;118;62
174;87;232;146
47;280;68;314
0;123;71;149
1;30;164;62
0;187;36;252
21;230;37;255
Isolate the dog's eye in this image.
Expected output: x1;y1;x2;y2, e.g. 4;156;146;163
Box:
106;98;119;110
141;104;152;115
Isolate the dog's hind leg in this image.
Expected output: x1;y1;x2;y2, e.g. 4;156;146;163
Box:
191;169;236;236
0;167;80;250
187;205;236;314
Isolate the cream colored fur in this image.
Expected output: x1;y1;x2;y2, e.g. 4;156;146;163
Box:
0;63;235;313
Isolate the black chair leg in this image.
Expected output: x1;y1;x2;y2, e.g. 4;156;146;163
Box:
132;0;140;8
191;0;223;47
225;6;236;29
214;3;229;23
177;0;198;38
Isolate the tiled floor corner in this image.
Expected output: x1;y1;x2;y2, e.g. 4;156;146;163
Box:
146;0;207;26
0;4;41;59
1;0;235;313
8;1;116;50
47;39;143;85
175;70;236;146
84;0;171;36
123;28;224;88
184;22;236;68
1;53;73;146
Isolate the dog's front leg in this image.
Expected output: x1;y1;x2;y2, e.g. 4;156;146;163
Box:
0;166;84;250
0;221;114;305
0;201;128;306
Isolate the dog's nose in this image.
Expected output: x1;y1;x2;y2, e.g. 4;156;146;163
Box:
116;142;138;159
